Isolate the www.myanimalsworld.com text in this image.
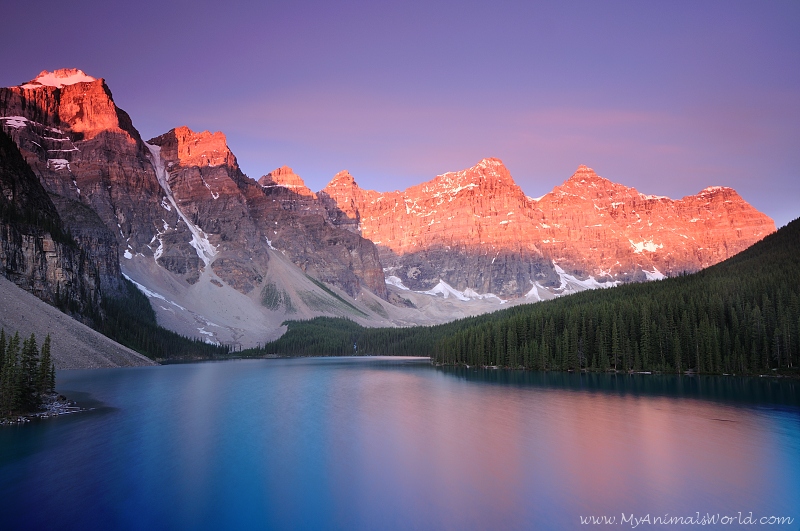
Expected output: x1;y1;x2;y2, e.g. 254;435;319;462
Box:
579;512;795;527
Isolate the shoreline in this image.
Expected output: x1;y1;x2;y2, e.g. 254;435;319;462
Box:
1;393;91;426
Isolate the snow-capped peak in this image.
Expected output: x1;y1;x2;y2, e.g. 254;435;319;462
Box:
20;69;96;89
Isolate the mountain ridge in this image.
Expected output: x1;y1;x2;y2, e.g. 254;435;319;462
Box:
0;68;780;349
321;159;775;297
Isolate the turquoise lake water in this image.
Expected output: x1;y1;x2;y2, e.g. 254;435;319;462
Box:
1;357;798;530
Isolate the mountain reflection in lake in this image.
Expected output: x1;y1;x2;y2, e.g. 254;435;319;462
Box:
1;358;797;530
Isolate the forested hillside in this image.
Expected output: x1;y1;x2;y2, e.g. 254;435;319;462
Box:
252;218;800;375
100;278;231;361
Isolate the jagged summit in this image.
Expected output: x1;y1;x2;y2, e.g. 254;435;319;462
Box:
20;68;97;89
458;157;507;177
261;165;302;186
318;157;775;296
565;164;609;184
259;166;316;197
474;157;506;170
422;157;514;194
698;185;736;196
326;170;359;189
149;126;237;169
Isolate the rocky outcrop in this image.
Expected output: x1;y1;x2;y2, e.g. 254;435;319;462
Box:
0;69;169;261
252;167;388;299
149;127;388;298
147;127;268;291
531;165;775;279
259;166;316;197
322;159;776;296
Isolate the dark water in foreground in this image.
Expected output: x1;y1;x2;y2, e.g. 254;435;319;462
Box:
1;358;798;530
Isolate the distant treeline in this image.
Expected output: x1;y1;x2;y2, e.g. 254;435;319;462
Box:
248;218;800;375
97;277;231;361
0;331;55;417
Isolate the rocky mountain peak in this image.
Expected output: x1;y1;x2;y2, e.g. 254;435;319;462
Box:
2;68;140;143
20;68;97;89
462;157;509;180
418;157;517;198
565;165;610;185
696;186;737;199
150;126;237;169
326;170;359;189
259;166;315;197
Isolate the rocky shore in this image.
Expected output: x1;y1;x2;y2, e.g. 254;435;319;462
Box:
0;392;89;426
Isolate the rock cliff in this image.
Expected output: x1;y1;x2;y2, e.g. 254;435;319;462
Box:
321;159;776;296
0;68;779;343
147;127;387;298
1;71;386;303
0;69;168;269
0;129;104;322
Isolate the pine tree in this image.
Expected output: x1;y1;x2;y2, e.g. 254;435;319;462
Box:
39;334;53;394
1;332;21;414
611;320;620;371
20;334;40;411
0;329;6;374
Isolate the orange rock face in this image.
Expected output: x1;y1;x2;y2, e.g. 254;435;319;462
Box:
323;158;540;254
321;159;776;295
533;165;775;276
259;166;316;198
168;126;237;168
0;69;167;267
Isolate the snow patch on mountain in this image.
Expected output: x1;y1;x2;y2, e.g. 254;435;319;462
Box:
462;287;507;303
385;276;410;290
553;263;619;294
524;283;546;301
122;272;186;311
46;159;70;171
643;267;666;281
145;142;217;268
629;239;663;253
420;280;506;302
0;116;29;129
21;69;96;89
423;280;471;301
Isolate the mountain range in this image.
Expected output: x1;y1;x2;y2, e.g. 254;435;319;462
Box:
0;69;776;351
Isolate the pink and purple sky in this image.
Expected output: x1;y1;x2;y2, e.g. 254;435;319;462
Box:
3;0;798;227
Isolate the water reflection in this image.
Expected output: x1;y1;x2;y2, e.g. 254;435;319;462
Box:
0;358;797;530
436;365;800;408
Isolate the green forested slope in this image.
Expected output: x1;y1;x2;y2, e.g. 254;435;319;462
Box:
251;218;800;374
100;278;230;360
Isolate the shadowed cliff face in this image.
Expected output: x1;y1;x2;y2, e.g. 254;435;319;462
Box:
0;129;108;322
321;160;776;297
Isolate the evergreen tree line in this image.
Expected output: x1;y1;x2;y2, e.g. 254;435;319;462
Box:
0;330;55;417
248;316;442;358
250;218;800;376
97;277;231;361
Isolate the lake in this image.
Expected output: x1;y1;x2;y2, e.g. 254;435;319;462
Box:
1;358;798;530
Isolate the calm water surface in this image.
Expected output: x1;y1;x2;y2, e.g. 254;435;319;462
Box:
1;358;798;530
